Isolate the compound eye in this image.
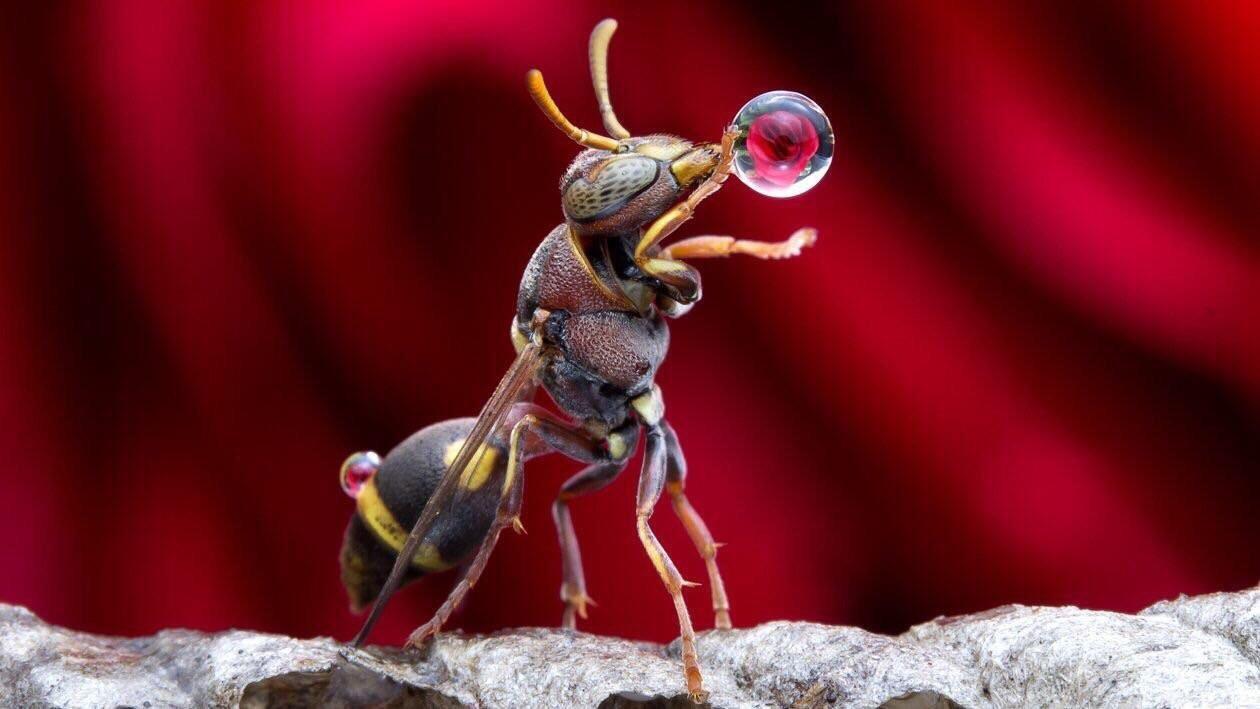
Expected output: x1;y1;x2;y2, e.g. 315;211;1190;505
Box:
339;451;380;499
732;91;833;198
563;156;658;221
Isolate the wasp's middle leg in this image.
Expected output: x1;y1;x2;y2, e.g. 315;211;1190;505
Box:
545;422;636;628
662;422;732;630
632;388;706;700
552;455;630;629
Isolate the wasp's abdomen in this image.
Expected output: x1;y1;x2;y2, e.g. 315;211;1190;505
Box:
339;418;504;611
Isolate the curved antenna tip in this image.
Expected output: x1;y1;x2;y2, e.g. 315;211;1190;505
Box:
589;18;631;139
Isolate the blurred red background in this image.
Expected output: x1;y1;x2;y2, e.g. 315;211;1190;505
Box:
1;1;1256;646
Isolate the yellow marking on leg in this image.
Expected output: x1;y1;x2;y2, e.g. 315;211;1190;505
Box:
510;321;530;354
636;515;673;588
607;432;629;461
636;511;706;700
633;128;736;264
643;257;690;273
444;437;500;492
635;203;695;261
631;385;665;426
503;415;537;495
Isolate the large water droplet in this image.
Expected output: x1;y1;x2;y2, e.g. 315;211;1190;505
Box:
732;91;833;198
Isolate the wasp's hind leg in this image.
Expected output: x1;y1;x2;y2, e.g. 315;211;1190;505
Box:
663;422;732;630
631;388;707;701
404;406;611;648
404;464;524;649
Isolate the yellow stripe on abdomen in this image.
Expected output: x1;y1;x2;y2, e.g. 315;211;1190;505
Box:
355;477;453;571
444;437;499;492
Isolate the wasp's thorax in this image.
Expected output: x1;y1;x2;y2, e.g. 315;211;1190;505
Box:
561;135;719;237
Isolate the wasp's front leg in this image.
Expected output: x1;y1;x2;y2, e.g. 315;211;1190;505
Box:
633;126;740;303
662;228;818;261
652;228;818;317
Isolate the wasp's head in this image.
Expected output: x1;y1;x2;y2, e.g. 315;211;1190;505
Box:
557;134;720;236
530;19;833;257
528;20;728;236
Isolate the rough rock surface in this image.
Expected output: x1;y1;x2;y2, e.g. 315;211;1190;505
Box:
1;589;1257;708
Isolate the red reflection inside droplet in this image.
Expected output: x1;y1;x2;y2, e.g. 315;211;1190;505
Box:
747;110;820;186
340;454;378;498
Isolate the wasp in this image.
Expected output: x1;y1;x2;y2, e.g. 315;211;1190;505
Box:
339;19;823;701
